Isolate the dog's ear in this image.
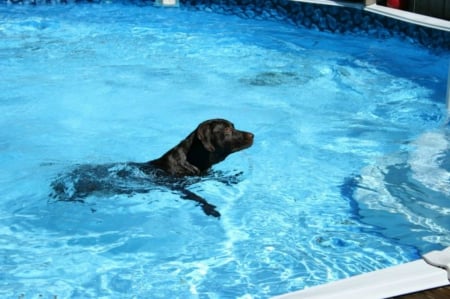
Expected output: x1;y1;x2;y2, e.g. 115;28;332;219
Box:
196;124;215;152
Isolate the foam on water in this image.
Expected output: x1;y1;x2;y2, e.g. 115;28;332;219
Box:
0;3;449;298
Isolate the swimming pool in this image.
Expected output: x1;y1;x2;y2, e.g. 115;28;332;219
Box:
0;2;449;298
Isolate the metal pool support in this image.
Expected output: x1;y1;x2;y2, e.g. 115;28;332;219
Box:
154;0;179;7
447;61;450;110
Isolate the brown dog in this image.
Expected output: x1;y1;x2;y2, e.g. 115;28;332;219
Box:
51;119;254;218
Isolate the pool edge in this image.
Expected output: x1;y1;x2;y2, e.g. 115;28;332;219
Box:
271;247;450;299
179;0;450;50
364;3;450;32
291;0;450;31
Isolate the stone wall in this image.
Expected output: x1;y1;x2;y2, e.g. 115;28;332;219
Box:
179;0;450;50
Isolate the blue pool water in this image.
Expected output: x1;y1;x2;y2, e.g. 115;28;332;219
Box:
0;3;449;298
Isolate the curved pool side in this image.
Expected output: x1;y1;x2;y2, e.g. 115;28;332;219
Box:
177;0;450;50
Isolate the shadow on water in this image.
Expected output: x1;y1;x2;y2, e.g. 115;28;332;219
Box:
239;71;312;87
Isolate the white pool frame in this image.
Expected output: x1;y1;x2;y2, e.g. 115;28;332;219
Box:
272;247;450;298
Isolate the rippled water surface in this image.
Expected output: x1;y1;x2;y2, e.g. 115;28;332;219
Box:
0;3;449;298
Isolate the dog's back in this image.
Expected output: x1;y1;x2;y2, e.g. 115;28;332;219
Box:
50;163;161;201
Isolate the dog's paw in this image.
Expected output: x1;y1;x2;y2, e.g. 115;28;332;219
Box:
202;204;221;218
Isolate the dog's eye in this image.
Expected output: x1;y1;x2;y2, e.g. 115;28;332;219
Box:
224;127;232;137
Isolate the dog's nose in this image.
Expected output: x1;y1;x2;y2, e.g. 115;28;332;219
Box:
246;132;254;140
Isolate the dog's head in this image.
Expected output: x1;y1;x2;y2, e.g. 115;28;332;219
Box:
196;119;254;157
151;118;254;176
